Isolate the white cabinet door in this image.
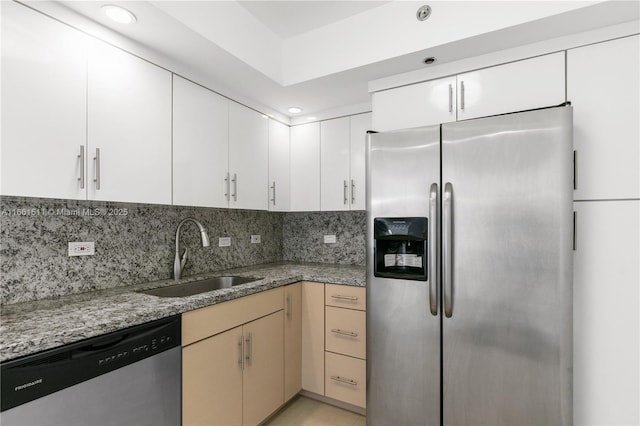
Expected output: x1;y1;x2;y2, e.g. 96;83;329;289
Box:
1;2;87;200
568;35;639;201
372;76;456;131
88;40;172;204
228;102;269;210
349;113;371;211
173;75;229;208
573;200;639;426
457;52;565;121
268;120;290;212
321;117;351;211
290;122;320;211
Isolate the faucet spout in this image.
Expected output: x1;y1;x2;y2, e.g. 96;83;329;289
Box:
174;218;210;281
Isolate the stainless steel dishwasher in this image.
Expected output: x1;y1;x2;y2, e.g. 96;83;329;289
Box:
0;316;181;426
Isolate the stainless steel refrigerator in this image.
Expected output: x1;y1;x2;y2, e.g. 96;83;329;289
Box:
366;106;573;426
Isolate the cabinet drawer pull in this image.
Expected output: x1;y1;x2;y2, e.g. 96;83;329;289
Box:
330;376;358;386
78;145;85;189
245;333;252;366
343;180;348;204
238;335;244;370
448;84;453;113
232;173;238;202
331;329;358;338
286;294;292;319
331;294;358;301
460;80;465;111
351;179;356;204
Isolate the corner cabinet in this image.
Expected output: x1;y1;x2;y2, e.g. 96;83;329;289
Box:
173;75;229;208
182;288;284;426
87;39;172;205
290;123;321;211
268;120;291;212
283;283;302;402
1;1;88;200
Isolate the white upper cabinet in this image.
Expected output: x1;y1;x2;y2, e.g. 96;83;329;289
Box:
321;117;351;211
173;75;229;208
1;2;88;200
87;39;172;205
290;122;321;211
568;35;639;201
228;102;269;210
320;114;371;211
372;76;456;131
457;52;565;120
268;120;291;212
349;113;371;211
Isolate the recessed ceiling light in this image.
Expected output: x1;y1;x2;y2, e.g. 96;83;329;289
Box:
101;5;137;24
288;107;303;114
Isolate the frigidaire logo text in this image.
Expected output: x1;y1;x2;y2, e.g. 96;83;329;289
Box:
14;378;42;391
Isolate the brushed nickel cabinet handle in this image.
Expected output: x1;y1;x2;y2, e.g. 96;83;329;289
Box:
232;173;237;202
238;335;244;370
93;148;101;190
224;173;230;201
270;181;276;205
343;180;348;204
330;376;357;386
448;84;453;113
351;179;356;204
331;294;358;301
460;81;465;111
78;146;85;189
331;329;358;338
245;333;252;366
286;294;292;319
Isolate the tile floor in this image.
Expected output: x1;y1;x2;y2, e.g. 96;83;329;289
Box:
265;396;365;426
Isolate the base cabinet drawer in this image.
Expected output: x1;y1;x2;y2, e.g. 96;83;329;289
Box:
325;352;366;408
325;306;366;359
325;284;366;311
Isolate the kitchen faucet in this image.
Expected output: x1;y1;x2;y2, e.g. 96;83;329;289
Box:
174;218;210;281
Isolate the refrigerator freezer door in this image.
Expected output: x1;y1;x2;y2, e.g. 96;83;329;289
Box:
366;126;441;426
441;107;573;426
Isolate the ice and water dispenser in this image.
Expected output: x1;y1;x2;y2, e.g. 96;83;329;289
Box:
373;217;428;281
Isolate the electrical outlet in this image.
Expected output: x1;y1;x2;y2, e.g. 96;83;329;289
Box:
68;242;95;256
324;235;337;244
218;237;231;247
250;235;261;244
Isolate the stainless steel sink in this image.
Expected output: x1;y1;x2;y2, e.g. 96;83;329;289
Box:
137;276;261;298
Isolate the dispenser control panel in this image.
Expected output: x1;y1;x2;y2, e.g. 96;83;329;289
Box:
373;217;428;281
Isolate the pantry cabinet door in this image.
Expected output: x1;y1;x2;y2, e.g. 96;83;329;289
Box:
290;123;321;211
87;39;172;204
173;75;229;208
229;103;269;210
1;1;87;200
372;76;457;131
568;35;639;200
457;52;565;121
573;200;639;426
268;120;291;211
321;117;351;211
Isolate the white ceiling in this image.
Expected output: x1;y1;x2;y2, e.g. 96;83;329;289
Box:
237;1;390;39
29;1;640;122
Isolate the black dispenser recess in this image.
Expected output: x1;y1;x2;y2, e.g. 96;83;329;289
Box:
373;217;428;281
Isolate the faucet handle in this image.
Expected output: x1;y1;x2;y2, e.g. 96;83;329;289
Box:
180;248;188;270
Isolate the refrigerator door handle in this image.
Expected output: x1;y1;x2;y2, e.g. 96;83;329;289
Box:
429;183;439;316
443;182;453;318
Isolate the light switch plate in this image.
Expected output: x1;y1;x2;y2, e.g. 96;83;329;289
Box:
324;235;337;244
219;237;231;247
68;242;95;256
250;235;261;244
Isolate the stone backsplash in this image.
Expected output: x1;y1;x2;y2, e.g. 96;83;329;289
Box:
0;197;367;304
0;197;283;304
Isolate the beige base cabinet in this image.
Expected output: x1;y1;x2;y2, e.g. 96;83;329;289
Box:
182;288;284;426
284;283;302;402
301;281;325;394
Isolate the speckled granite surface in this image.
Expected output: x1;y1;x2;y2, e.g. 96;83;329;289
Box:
0;196;283;304
283;211;366;265
0;262;365;363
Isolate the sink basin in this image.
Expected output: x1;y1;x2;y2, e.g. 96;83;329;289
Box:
138;276;261;298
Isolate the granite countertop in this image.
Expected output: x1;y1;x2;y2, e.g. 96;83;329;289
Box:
0;262;365;363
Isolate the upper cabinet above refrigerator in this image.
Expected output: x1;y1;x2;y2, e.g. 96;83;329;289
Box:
371;52;566;131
